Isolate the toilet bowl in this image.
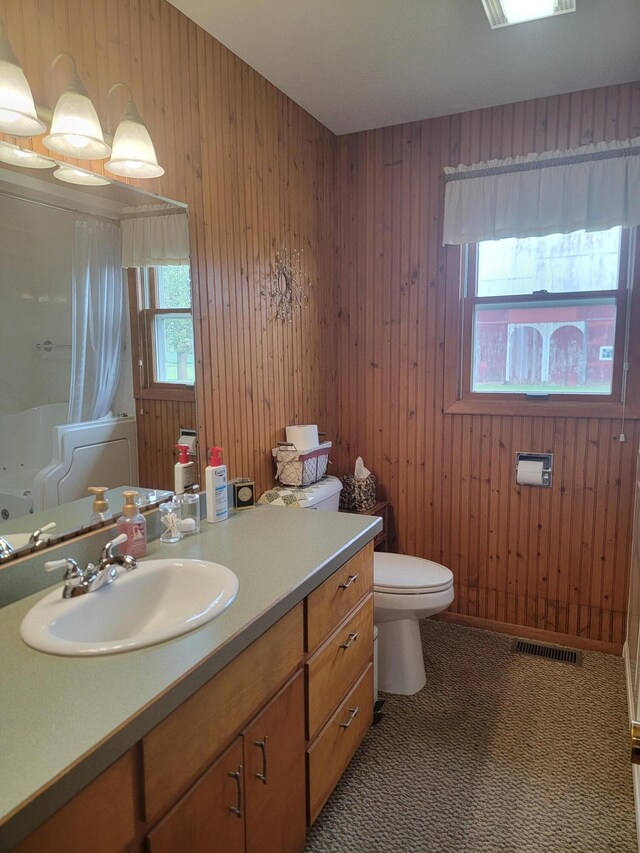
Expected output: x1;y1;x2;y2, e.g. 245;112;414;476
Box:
374;553;454;695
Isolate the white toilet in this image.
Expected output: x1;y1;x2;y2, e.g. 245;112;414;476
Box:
260;475;455;696
374;553;454;695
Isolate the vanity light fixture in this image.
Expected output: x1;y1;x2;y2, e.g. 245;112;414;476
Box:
44;54;111;160
105;83;164;178
482;0;575;28
0;140;54;169
0;19;46;136
53;164;110;186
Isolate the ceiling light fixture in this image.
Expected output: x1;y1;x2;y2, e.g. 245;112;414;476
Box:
482;0;576;28
105;83;164;178
44;54;111;160
0;19;46;136
53;165;111;186
0;140;55;169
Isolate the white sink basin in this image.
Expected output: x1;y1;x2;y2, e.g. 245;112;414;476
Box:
20;559;239;656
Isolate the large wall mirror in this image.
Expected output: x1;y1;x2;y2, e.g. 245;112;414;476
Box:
0;144;196;562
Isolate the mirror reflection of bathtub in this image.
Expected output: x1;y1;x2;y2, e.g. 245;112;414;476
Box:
0;151;192;555
0;403;137;521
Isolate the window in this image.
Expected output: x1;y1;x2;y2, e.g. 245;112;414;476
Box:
130;265;195;400
462;228;630;400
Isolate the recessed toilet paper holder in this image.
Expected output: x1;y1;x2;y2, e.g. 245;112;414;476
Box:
515;452;553;487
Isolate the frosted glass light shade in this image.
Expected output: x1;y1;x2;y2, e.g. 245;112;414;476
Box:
0;59;46;137
0;140;54;169
53;165;110;186
105;103;164;178
44;88;111;160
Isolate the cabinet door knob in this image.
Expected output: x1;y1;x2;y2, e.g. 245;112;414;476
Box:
254;735;268;784
228;765;243;817
338;573;359;590
339;631;358;650
339;706;360;729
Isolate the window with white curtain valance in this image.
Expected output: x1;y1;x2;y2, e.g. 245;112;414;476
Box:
120;203;190;268
442;137;640;245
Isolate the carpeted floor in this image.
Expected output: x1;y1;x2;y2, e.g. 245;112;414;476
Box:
306;620;636;853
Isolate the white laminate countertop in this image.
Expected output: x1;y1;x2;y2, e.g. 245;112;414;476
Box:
0;505;381;850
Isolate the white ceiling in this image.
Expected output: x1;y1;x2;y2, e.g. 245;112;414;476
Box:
168;0;640;136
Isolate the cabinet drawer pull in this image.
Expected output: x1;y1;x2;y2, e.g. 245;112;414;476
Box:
339;706;360;729
228;766;243;817
338;573;359;590
254;735;268;784
339;631;358;650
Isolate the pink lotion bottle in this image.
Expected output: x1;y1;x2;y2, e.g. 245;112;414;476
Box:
116;490;148;558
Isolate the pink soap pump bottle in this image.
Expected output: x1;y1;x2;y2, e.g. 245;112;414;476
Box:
116;490;148;558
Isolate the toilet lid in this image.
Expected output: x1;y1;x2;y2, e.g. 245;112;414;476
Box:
374;553;454;594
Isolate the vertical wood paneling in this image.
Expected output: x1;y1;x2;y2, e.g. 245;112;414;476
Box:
335;82;640;652
1;1;637;650
0;0;336;497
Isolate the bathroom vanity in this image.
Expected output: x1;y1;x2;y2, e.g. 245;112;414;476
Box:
0;506;380;851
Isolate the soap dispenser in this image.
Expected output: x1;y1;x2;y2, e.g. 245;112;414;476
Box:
116;490;147;558
88;486;112;523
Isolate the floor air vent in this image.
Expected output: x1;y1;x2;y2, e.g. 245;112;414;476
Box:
511;638;582;666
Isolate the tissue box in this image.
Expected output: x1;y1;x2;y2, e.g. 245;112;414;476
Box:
272;442;331;487
339;472;376;511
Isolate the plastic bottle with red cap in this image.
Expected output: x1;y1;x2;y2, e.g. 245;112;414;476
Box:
175;443;195;495
206;446;228;523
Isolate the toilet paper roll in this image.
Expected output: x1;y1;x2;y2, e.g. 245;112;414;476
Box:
285;424;319;451
516;459;545;486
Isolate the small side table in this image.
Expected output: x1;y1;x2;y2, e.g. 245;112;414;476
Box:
340;500;395;552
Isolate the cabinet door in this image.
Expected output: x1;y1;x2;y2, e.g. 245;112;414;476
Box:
243;670;306;853
147;737;245;853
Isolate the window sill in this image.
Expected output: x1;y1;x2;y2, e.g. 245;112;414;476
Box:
136;387;195;403
445;398;638;419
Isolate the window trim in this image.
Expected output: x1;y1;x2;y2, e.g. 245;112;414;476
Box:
128;267;196;403
443;228;640;419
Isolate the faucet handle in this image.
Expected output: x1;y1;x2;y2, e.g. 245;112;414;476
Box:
45;557;87;599
102;533;127;561
45;557;82;577
30;522;57;548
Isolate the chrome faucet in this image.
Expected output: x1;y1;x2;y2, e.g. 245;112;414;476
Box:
0;522;57;561
44;533;138;599
29;522;57;550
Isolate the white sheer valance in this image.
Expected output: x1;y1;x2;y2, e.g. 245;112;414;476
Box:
120;203;190;268
442;137;640;245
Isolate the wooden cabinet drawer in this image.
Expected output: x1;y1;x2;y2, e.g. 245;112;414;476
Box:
306;595;373;740
16;750;137;853
143;603;304;824
307;664;373;825
147;737;245;853
305;542;373;652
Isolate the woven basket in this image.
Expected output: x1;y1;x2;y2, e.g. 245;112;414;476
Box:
272;442;331;487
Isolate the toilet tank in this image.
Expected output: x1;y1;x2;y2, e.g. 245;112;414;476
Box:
299;476;342;511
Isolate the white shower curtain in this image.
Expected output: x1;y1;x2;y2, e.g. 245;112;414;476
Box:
68;218;124;424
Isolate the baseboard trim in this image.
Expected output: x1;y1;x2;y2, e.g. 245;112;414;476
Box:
623;642;640;853
436;612;622;656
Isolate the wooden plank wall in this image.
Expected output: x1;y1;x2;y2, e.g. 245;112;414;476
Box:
0;0;336;495
334;83;640;652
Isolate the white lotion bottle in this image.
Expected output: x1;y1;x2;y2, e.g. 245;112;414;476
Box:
206;447;228;523
175;444;195;495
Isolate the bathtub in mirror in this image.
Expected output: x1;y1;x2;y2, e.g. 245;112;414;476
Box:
0;145;196;562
